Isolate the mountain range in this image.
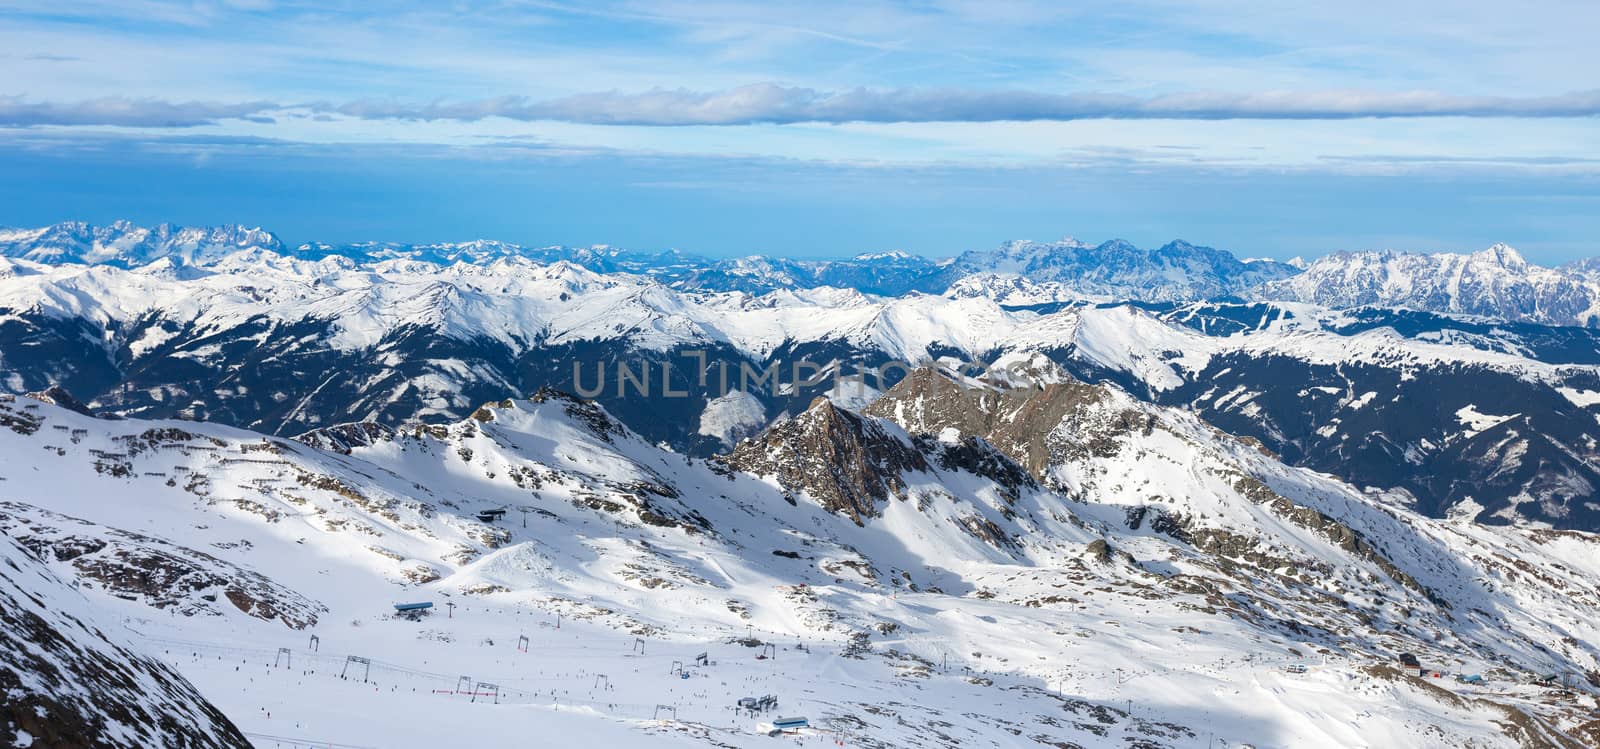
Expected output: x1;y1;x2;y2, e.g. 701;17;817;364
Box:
5;219;1600;746
3;222;1600;531
2;371;1599;746
6;220;1589;319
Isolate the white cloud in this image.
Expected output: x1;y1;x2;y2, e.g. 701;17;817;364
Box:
489;86;1600;124
0;96;276;127
15;86;1594;129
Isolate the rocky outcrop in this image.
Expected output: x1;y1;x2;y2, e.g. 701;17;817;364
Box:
873;368;1436;599
0;502;325;629
865;366;1135;479
723;397;929;524
294;420;396;454
0;534;252;749
25;386;95;417
529;388;628;444
917;433;1037;503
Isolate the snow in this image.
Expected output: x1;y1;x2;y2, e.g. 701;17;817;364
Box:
3;229;1600;746
819;379;880;410
0;379;1593;747
1068;303;1600;398
1;246;1592;415
1558;387;1600;408
0;525;247;747
851;250;917;261
696;391;767;447
1255;243;1600;327
1069;305;1193;390
1455;405;1518;435
1347;392;1378;410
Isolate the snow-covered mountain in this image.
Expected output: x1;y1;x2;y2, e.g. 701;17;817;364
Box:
1;220;1301;301
1254;244;1600;327
951;238;1301;302
12;221;1600;327
10;219;1600;746
2;374;1598;746
0;529;251;748
5;241;1600;530
1047;302;1600;530
0;220;283;268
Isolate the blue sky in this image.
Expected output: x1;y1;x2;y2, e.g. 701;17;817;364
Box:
2;0;1597;260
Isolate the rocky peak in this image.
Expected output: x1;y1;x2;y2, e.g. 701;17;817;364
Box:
1472;242;1527;268
24;386;94;417
948;236;1298;302
723;396;929;524
527;388;628;443
294;421;397;454
1095;238;1140;254
0;220;282;267
865;366;1122;479
1253;243;1599;326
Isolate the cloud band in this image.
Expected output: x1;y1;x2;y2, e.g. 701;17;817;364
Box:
5;85;1600;128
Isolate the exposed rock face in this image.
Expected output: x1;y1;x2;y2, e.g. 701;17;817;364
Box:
0;534;252;749
723;397;929;524
294;421;396;454
916;433;1037;503
870;367;1434;598
529;388;628;443
865;366;1128;479
0;502;325;629
25;386;95;416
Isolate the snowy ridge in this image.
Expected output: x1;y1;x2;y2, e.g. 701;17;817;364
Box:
6;245;1600;529
1256;244;1600;327
1068;302;1600;529
8;221;1600;328
1071;302;1600;392
1;379;1599;746
0;220;281;268
1;220;1299;302
7;249;1592;374
0;530;250;748
950;238;1301;302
